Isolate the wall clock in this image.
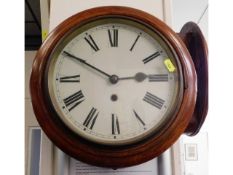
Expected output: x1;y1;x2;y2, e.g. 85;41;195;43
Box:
30;6;208;168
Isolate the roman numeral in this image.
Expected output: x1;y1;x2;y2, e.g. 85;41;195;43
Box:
59;75;80;83
130;33;141;51
84;34;99;52
143;92;165;109
148;74;168;82
108;29;118;47
133;110;145;126
143;51;161;64
63;90;84;111
83;107;99;130
112;114;120;135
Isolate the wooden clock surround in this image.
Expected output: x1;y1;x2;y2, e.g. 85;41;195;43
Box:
179;22;208;135
30;6;208;168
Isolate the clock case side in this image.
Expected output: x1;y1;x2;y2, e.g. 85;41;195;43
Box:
30;6;197;168
178;22;208;136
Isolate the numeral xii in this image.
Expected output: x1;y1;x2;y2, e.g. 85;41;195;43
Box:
108;29;118;47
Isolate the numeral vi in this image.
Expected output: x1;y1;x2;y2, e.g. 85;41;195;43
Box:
112;114;120;135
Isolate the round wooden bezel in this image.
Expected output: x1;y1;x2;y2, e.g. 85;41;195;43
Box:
30;6;197;168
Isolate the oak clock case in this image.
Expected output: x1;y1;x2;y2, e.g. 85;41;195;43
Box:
30;6;208;168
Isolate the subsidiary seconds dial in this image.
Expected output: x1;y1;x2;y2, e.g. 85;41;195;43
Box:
47;18;183;145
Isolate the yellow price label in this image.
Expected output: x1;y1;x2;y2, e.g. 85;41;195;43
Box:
42;30;48;41
164;58;176;72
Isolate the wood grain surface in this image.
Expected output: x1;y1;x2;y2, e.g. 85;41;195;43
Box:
30;6;198;168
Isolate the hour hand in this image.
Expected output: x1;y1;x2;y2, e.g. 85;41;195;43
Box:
62;51;111;78
119;72;148;82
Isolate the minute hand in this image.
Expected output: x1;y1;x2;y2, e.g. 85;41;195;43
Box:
63;51;111;78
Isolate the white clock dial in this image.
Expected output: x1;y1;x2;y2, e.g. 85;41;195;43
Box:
47;18;183;145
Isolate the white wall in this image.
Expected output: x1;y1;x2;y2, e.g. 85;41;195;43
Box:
172;0;209;132
171;2;209;175
49;0;172;31
172;0;208;42
25;51;39;175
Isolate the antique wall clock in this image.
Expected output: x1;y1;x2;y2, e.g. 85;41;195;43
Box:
30;6;208;168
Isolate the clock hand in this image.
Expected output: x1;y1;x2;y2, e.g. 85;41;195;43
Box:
63;51;111;78
119;72;148;82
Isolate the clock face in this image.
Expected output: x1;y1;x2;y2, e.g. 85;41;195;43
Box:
47;18;183;145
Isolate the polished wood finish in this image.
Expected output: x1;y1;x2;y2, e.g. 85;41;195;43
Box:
30;6;197;168
179;22;208;136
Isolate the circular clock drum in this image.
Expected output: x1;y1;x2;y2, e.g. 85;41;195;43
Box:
48;17;184;145
30;6;207;168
